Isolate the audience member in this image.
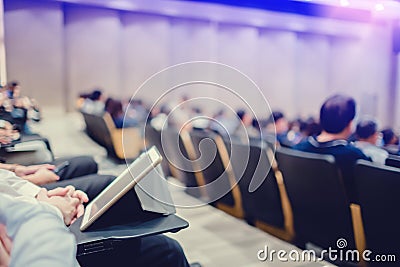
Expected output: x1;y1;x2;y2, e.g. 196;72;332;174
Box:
354;119;388;164
105;98;138;128
300;117;322;138
125;99;148;125
80;89;105;116
0;81;40;134
0;156;114;200
265;111;298;147
0;119;55;165
191;107;209;131
294;94;370;203
234;109;260;139
0;193;80;267
0;170;191;267
150;105;169;131
381;128;399;155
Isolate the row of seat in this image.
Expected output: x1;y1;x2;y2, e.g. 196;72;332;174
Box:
145;126;400;267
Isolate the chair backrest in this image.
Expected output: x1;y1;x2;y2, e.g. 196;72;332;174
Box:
189;130;235;206
81;112;113;150
226;139;284;228
160;128;202;198
144;125;171;176
385;154;400;169
276;147;355;249
354;160;400;263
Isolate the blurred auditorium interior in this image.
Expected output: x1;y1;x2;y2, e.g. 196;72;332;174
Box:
1;0;400;266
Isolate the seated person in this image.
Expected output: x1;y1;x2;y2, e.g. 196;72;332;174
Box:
264;111;297;147
0;121;115;199
294;94;370;203
234;109;260;140
149;105;169;131
80;89;105;116
0;193;80;267
0;158;114;201
0;171;191;267
105;98;138;128
381;128;399;155
2;81;40;135
0;119;54;165
353;118;388;164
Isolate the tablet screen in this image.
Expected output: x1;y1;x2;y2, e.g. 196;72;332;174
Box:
80;147;162;231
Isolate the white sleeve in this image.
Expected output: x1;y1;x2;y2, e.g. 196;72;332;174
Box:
0;169;41;198
0;194;80;267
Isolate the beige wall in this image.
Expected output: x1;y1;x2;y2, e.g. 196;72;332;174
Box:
3;0;396;128
4;0;64;107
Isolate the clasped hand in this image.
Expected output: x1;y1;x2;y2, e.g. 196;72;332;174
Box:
36;186;89;225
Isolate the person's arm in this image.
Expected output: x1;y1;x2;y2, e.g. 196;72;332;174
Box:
19;167;60;185
0;171;87;225
0;194;80;267
0;163;59;186
0;169;41;198
12;164;56;177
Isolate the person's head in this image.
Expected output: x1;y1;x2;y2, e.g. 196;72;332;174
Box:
356;119;379;145
236;109;245;121
320;94;356;137
0;120;17;145
7;81;20;98
381;128;398;146
8;81;19;90
269;111;289;134
89;90;102;101
236;109;252;126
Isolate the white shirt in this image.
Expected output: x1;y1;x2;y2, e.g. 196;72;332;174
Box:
0;169;41;198
354;141;389;165
0;193;79;267
0;171;80;266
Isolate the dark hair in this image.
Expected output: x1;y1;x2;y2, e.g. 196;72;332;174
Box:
381;128;395;145
267;111;285;125
252;118;260;129
104;97;113;111
272;111;284;122
105;99;123;118
301;117;322;137
89;90;102;101
320;95;356;134
356;119;377;139
8;81;19;88
236;110;246;121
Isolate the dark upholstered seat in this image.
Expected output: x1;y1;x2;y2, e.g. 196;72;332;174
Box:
276;147;355;251
354;160;400;267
